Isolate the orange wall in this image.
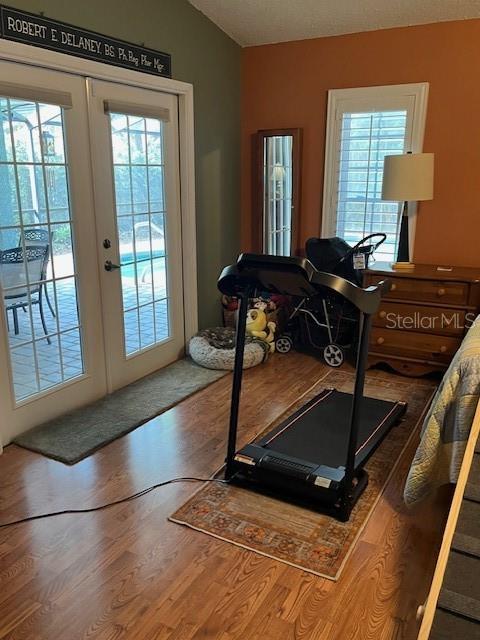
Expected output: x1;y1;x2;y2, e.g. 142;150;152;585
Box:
241;19;480;266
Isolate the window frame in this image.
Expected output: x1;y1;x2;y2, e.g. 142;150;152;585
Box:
321;83;429;260
252;127;302;256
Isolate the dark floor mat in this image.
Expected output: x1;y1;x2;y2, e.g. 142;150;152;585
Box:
13;358;227;464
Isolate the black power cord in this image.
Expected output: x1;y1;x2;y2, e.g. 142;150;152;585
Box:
0;476;227;529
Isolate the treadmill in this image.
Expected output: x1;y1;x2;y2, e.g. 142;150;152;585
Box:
218;253;407;522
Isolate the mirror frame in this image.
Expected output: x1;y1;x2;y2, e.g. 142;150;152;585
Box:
251;127;302;255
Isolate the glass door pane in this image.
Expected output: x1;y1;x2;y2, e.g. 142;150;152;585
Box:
0;97;84;402
109;112;170;356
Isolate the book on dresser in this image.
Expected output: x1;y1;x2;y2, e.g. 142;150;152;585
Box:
363;262;480;377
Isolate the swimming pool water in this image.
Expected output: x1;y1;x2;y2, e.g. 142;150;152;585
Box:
120;250;166;279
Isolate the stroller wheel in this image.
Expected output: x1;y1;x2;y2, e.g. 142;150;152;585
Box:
276;335;293;354
323;343;344;367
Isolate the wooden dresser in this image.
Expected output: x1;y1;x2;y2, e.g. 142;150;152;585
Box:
364;263;480;376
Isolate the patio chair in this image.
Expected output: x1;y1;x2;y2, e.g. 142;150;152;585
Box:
0;245;52;344
19;228;56;318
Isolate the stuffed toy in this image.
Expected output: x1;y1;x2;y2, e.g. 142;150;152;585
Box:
246;308;276;352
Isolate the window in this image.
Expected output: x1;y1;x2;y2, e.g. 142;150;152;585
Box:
252;128;302;256
322;84;429;262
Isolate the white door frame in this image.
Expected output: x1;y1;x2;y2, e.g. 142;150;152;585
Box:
0;38;198;345
0;40;198;450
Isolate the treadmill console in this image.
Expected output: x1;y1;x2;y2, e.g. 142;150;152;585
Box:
237;253;318;297
237;253;314;277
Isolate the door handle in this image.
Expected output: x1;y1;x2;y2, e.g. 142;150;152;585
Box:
104;260;121;272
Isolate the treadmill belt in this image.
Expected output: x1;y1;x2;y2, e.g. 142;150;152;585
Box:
260;389;402;469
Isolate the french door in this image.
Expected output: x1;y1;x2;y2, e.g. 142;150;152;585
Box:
0;60;106;441
88;80;184;391
0;60;187;442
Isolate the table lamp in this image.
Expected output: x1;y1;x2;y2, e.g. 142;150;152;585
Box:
381;152;434;269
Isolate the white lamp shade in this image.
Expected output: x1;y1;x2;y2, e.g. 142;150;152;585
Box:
382;153;434;201
271;163;286;181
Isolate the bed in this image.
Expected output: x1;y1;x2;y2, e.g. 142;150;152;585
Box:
404;316;480;506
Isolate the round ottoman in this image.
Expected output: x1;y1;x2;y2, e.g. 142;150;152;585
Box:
189;327;267;371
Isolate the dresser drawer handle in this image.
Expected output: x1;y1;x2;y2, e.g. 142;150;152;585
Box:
379;310;387;319
437;288;446;297
376;337;385;345
390;283;397;291
439;345;447;353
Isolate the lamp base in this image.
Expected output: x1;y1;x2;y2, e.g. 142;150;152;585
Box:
392;261;415;271
396;202;410;263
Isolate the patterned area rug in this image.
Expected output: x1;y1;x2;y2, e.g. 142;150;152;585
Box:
170;370;436;580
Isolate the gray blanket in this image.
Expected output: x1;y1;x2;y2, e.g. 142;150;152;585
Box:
404;316;480;505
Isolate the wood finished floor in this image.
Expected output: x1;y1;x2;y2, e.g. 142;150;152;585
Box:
0;352;449;640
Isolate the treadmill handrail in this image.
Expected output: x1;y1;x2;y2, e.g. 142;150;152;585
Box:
218;253;389;315
310;271;387;315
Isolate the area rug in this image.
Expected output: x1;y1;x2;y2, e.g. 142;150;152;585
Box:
170;370;436;581
13;358;228;464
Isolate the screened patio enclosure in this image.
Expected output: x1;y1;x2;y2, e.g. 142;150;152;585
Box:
0;99;168;403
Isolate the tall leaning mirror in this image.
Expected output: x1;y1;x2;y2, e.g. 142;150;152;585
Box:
252;128;302;256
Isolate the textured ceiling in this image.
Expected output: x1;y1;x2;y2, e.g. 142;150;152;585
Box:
188;0;480;46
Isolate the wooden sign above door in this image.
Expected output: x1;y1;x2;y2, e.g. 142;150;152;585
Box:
0;5;172;78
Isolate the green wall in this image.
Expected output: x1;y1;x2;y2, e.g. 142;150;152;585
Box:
5;0;241;328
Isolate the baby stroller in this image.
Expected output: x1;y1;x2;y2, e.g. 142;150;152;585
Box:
275;233;386;366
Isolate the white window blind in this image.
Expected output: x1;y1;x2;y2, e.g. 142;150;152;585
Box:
336;110;407;261
322;84;429;263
